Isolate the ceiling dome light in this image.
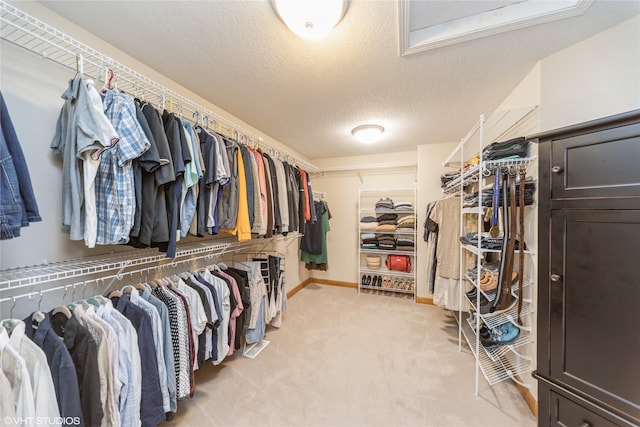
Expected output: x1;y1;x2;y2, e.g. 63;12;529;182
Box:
352;124;385;144
274;0;346;40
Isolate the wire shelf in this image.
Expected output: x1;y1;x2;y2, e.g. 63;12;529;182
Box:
443;157;536;194
455;311;533;386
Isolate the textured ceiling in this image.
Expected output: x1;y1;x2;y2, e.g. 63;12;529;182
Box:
38;0;639;160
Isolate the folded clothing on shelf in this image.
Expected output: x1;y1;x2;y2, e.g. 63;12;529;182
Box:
376;224;397;232
462;180;536;208
360;244;378;250
360;215;378;223
360;222;378;231
361;239;379;246
396;238;415;246
460;232;527;250
397;214;415;229
482;136;530;160
376;213;398;222
441;171;460;188
393;201;413;211
360;233;377;240
375;198;394;210
459;232;503;250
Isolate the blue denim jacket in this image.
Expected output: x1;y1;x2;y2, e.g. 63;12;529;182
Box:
0;91;41;239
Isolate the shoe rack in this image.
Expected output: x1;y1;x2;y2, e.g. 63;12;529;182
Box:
443;106;539;395
358;189;416;300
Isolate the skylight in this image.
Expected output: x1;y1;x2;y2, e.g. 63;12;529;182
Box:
399;0;594;56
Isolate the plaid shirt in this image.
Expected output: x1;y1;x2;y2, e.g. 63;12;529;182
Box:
96;90;150;244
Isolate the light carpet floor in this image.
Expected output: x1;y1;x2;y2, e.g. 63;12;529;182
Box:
166;284;537;427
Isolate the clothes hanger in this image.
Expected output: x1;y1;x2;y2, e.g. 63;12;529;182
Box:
107;289;123;299
52;305;72;319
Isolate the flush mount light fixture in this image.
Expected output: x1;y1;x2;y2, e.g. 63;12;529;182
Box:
273;0;346;40
351;124;385;144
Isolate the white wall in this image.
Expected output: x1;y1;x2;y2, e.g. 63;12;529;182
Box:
0;3;312;291
309;152;417;284
540;14;640;130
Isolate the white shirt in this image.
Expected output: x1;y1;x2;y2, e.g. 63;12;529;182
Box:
0;368;17;424
0;324;39;425
82;79;119;248
96;299;141;427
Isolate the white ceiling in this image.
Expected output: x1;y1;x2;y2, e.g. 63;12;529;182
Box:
38;0;639;160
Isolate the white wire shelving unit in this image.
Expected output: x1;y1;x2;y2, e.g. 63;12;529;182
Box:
442;105;539;395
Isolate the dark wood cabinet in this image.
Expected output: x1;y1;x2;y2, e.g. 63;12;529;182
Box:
533;110;640;427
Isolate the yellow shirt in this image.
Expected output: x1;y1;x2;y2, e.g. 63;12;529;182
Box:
220;149;252;241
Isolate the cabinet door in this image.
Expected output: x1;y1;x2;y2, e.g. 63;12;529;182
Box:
549;209;640;423
550;122;640;203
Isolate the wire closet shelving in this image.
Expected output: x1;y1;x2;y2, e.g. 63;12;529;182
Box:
0;0;320;173
0;1;311;308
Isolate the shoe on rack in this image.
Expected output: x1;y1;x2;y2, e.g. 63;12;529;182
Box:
361;275;367;287
375;275;382;287
480;294;516;316
366;275;372;287
480;321;520;349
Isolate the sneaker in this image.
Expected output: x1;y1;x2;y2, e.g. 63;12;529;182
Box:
481;321;520;349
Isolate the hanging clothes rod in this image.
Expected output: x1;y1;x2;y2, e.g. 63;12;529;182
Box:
0;231;300;299
0;1;320;173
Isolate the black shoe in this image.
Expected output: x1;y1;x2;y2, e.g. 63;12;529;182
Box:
480;294;516;316
366;275;372;287
361;275;367;287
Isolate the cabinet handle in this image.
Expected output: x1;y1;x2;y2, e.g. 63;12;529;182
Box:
580;422;591;427
551;165;563;173
550;274;562;282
